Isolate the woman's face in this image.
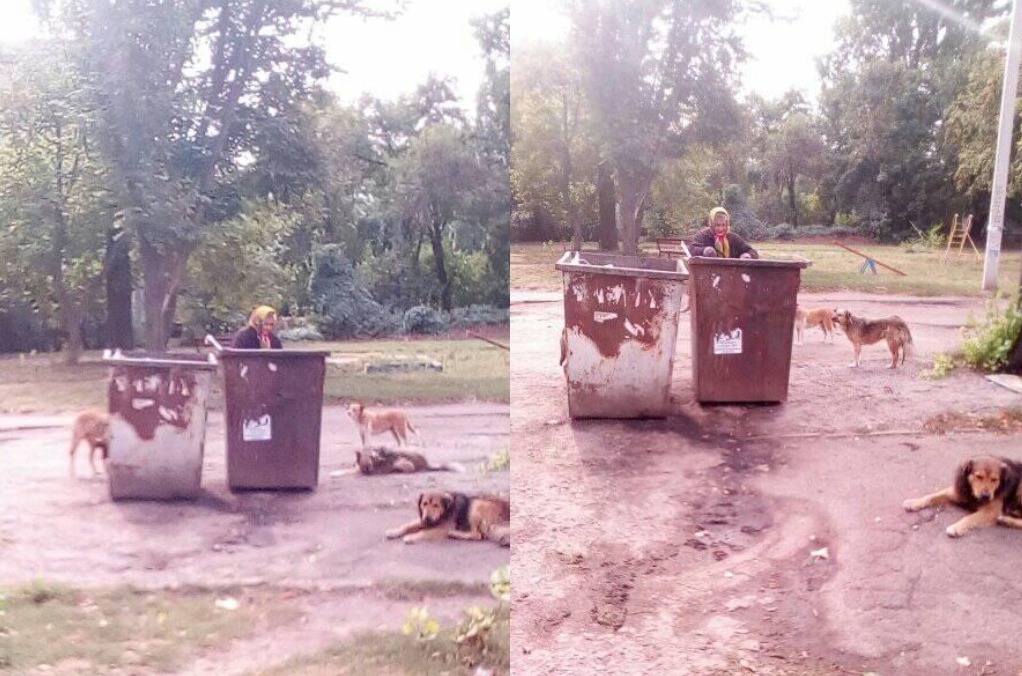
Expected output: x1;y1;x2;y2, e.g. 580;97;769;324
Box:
262;315;277;332
713;214;728;234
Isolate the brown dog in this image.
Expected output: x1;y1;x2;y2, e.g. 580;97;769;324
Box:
346;402;418;448
794;306;835;345
69;409;110;477
832;309;913;368
385;491;510;546
903;455;1022;537
355;447;464;474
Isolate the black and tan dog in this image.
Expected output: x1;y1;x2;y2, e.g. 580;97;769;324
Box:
903;455;1022;537
355;447;464;475
385;491;510;546
832;309;913;368
69;409;110;478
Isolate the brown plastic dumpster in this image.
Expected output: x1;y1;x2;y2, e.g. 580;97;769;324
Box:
688;257;810;403
105;352;218;500
220;349;329;490
555;251;689;419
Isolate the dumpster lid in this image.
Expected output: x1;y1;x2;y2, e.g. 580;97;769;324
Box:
687;256;811;269
555;250;688;280
102;350;218;369
219;348;331;358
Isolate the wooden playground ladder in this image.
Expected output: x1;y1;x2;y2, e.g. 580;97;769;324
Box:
943;213;980;263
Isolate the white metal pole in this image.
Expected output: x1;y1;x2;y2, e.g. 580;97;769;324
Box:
982;0;1022;291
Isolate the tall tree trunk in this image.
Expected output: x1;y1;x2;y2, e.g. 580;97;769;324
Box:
787;163;799;228
429;222;452;311
561;92;581;250
616;167;650;256
597;160;618;251
105;223;134;349
138;235;188;351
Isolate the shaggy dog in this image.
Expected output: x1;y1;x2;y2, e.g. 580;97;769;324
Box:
794;306;836;345
69;409;110;477
385;491;510;546
832;309;914;368
903;455;1022;537
346;402;418;448
355;447;463;474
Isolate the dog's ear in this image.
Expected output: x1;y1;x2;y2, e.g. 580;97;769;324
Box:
955;459;974;498
441;493;453;512
416;493;426;519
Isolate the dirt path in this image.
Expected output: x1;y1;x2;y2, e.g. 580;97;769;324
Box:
511;291;1022;675
0;402;509;673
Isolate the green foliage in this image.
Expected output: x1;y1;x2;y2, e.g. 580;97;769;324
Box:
961;296;1022;373
479;448;510;474
489;566;510;603
921;353;958;380
449;305;510;328
901;222;947;251
401;606;440;643
769;223;797;241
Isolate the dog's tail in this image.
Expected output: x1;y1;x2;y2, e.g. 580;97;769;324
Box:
428;461;465;473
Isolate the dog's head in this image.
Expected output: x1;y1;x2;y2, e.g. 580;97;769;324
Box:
417;492;453;527
355;447;382;471
956;456;1011;503
832;309;851;328
345;402;364;421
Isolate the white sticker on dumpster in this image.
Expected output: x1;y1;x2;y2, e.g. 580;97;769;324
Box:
593;311;618;323
714;328;743;355
242;414;272;441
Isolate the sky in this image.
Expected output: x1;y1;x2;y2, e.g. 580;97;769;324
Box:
512;0;853;102
0;0;508;109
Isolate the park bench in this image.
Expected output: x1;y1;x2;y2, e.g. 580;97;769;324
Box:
655;237;691;259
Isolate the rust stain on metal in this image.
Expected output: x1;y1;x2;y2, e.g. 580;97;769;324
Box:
563;272;670;358
108;366;199;441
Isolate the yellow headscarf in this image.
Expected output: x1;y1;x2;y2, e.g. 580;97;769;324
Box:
247;305;277;348
708;207;731;258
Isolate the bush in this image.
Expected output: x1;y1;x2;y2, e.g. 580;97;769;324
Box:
309;244;402;339
961;295;1022;373
403;305;447;335
769;223;796;241
449;305;510;328
276;326;324;342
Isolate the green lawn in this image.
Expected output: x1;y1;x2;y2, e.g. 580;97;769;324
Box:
513;240;1022;297
0;332;510;414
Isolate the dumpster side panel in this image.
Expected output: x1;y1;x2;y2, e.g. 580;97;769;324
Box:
222;353;326;490
562;271;685;418
107;364;212;499
690;263;802;402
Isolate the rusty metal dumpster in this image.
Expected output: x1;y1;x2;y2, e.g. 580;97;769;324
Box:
219;349;329;490
555;251;689;419
105;353;218;500
688;257;810;403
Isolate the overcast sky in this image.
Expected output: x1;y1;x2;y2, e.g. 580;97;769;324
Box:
512;0;853;102
0;0;507;108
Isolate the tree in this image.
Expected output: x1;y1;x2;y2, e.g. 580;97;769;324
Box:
393;125;485;311
0;44;112;363
569;0;745;254
47;0;393;350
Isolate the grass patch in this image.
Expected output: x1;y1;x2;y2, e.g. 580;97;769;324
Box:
513;241;1022;296
0;582;299;673
253;603;510;676
0;332;509;414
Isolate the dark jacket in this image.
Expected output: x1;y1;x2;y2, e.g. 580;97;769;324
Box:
690;228;759;259
230;325;283;349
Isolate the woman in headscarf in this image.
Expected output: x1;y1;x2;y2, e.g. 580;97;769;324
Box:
230;305;284;349
690;207;759;259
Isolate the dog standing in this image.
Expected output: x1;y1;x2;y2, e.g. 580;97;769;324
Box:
832;309;913;368
346;401;418;448
385;491;511;546
69;409;110;478
794;306;836;345
904;455;1022;537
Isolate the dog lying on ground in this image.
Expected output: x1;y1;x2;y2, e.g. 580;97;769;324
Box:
794;306;836;345
346;402;418;448
355;447;464;474
831;309;914;368
385;491;510;546
69;409;109;478
903;455;1022;537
